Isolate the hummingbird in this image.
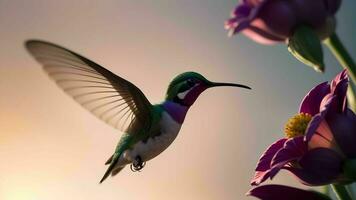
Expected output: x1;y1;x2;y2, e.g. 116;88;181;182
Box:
25;40;251;183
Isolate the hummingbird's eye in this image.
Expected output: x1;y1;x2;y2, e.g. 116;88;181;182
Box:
186;79;195;87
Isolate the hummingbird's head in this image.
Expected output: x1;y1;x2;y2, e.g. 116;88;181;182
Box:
165;71;251;107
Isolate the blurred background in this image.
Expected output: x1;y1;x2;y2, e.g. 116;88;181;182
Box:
0;0;355;199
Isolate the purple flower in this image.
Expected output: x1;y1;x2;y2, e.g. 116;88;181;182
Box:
225;0;341;44
247;184;332;200
251;70;356;186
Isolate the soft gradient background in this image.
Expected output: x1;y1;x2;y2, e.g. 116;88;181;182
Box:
0;1;355;200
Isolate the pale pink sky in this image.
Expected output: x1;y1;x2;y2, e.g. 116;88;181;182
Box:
1;1;355;200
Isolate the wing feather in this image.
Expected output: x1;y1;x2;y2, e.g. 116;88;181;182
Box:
25;40;152;133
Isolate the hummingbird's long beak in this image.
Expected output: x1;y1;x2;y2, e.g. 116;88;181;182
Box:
208;81;251;90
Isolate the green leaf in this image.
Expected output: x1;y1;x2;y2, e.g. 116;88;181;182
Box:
343;159;356;180
288;26;325;72
347;81;356;113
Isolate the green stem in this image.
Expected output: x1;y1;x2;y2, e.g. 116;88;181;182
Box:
325;33;356;112
321;185;330;196
325;34;356;83
331;184;353;200
347;83;356;112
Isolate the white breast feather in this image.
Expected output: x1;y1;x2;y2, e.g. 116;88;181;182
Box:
127;111;181;162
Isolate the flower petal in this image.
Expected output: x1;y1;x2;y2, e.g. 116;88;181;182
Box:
269;136;307;179
227;20;252;36
258;0;297;37
331;69;348;88
245;0;264;7
328;112;356;158
226;1;258;35
251;138;287;185
232;4;252;18
242;23;285;44
255;138;288;171
324;0;342;15
329;70;348;113
225;4;252;31
347;108;356;121
247;184;332;200
305;94;335;142
292;0;328;28
299;81;330;115
307;119;335;150
251;171;271;186
286;148;343;186
330;78;348;113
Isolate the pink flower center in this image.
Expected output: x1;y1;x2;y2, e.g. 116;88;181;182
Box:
308;120;335;150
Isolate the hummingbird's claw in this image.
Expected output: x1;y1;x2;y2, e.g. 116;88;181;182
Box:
130;155;146;172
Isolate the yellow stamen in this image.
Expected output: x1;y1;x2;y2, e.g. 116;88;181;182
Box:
284;113;312;138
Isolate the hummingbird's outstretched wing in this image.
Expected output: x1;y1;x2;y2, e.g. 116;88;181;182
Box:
25;40;152;133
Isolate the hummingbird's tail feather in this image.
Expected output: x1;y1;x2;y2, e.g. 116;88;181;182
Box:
111;166;125;176
105;155;113;165
100;154;120;184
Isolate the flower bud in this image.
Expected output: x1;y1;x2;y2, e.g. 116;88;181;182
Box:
288;26;325;72
226;0;342;44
